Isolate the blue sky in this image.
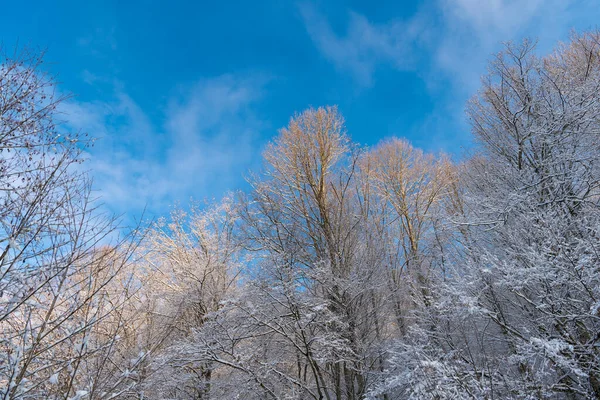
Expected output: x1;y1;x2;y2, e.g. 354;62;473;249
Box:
1;0;598;219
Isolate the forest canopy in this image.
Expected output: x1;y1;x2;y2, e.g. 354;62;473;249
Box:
1;32;600;399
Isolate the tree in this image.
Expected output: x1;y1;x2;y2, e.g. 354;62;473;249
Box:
459;32;600;398
0;49;141;400
189;106;452;400
364;138;455;333
133;198;241;399
371;32;600;399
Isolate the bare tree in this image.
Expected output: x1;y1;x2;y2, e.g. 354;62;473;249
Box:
364;139;455;332
132;198;241;399
0;49;141;400
175;107;398;400
370;32;600;399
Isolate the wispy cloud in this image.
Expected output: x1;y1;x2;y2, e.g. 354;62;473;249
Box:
300;0;598;91
298;2;425;86
60;75;268;218
77;26;119;59
61;0;600;216
434;0;585;93
444;0;546;38
299;0;599;153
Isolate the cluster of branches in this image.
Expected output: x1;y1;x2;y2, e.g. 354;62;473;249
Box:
1;32;600;399
0;49;144;399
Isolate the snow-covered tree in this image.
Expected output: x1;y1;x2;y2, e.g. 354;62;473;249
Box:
131;198;241;399
0;49;141;400
372;32;600;399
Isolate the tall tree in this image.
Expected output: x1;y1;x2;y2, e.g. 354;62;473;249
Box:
0;49;140;400
370;32;600;399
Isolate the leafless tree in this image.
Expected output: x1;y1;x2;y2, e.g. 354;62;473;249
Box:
0;49;142;400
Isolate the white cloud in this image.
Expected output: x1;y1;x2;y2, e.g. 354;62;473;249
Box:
445;0;546;38
434;0;578;93
298;2;425;86
299;0;600;154
61;75;268;218
61;0;599;216
300;0;598;92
